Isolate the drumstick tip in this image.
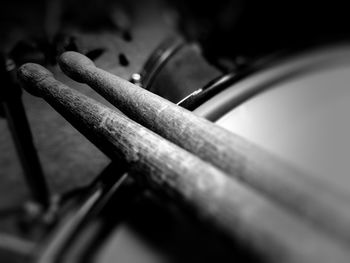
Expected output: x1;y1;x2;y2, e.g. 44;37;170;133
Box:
17;63;54;97
59;51;95;83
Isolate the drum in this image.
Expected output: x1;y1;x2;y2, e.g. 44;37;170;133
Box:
189;44;350;193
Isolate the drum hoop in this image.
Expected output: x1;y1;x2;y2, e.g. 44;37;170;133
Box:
191;44;350;121
140;36;185;89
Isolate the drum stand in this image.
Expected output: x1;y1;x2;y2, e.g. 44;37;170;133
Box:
0;54;49;208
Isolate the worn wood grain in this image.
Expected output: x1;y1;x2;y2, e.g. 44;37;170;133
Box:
58;51;350;243
18;63;350;263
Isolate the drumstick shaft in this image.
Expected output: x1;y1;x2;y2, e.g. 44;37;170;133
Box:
18;63;350;263
58;51;350;242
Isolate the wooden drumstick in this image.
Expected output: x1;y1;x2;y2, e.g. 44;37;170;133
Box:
18;63;350;263
58;51;350;243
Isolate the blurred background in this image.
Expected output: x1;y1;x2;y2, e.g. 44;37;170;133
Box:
1;0;350;262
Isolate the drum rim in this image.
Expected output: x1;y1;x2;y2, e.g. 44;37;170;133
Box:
191;44;350;121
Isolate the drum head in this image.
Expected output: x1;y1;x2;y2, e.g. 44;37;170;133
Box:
194;45;350;192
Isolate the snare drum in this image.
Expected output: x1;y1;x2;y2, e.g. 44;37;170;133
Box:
188;44;350;192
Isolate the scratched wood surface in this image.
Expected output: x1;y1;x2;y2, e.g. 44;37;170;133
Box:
58;51;350;244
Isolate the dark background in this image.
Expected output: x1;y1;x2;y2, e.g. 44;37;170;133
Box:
0;0;350;261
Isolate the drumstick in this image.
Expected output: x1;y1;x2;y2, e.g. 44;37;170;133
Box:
58;51;350;243
18;63;350;263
